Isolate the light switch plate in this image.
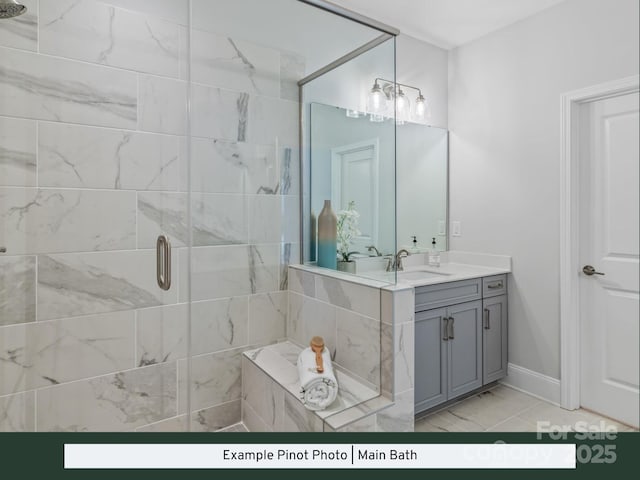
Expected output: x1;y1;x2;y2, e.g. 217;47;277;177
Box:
452;221;461;237
438;220;446;236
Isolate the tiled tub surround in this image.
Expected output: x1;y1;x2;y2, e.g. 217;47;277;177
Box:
250;265;416;432
0;0;303;432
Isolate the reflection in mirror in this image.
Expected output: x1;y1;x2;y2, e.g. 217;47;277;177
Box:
309;102;448;280
397;124;448;252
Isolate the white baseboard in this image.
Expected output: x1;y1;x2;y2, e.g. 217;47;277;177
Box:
500;363;561;406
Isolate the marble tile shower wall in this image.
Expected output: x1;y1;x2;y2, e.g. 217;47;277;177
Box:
0;0;303;432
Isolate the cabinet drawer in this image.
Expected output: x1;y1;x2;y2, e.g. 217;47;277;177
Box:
482;275;507;297
415;279;482;311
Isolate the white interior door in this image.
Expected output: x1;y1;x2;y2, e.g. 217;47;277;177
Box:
331;139;379;253
579;91;639;427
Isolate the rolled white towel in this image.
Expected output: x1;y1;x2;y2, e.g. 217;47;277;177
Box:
297;346;338;411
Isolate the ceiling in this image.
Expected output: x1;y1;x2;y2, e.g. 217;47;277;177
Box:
329;0;567;49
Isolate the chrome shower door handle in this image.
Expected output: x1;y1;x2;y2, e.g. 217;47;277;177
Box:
156;235;171;291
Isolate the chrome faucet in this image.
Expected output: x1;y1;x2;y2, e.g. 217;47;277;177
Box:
386;249;411;272
366;245;382;256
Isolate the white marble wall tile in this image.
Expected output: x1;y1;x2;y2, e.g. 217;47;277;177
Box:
376;388;414;432
191;297;248;355
242;358;284;429
279;146;299;195
316;276;381;321
36;362;177;431
0;47;137;128
280;51;305;102
135;414;187;432
287;292;336;356
381;289;393;326
179;347;243;412
248;195;299;244
38;250;178;321
136;303;188;366
138;75;187;135
0;255;35;326
137;192;188;248
40;0;179;77
137;297;249;367
191;399;241;432
0;0;37;51
335;308;380;386
190;28;280;96
189;138;278;194
380;322;393;396
0;391;34;432
0;116;36;187
248;95;299;146
191;193;248;246
279;391;322;432
180;245;279;302
393;322;414;394
248;291;286;344
242;399;271;432
0;188;136;255
39;122;180;191
0;311;135;396
393;288;415;325
288;267;315;298
191;83;249;141
280;243;300;291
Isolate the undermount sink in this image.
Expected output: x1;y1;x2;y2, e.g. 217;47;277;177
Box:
398;269;451;280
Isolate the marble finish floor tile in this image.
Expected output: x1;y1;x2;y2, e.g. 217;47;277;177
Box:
415;385;639;433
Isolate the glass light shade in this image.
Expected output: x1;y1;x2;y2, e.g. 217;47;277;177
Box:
396;89;410;125
414;94;425;120
368;82;384;114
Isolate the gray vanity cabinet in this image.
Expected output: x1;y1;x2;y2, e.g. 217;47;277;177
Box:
415;275;508;415
482;294;508;384
414;297;483;414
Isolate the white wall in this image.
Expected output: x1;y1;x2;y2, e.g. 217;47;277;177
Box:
448;0;639;379
396;34;448;128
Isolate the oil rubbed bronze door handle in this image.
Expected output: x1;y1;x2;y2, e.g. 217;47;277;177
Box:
156;235;171;291
484;308;490;329
442;317;449;341
448;316;455;339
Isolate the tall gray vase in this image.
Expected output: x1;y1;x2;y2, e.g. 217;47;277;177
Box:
317;200;337;269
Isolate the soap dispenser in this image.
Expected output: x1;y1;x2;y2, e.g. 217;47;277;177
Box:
428;237;440;267
410;236;419;253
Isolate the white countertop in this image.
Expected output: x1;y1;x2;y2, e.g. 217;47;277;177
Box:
394;262;510;287
292;251;511;290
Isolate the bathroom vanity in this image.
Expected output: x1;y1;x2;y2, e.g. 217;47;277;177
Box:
396;253;510;416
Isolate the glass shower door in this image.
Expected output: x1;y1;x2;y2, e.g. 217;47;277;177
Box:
0;0;191;432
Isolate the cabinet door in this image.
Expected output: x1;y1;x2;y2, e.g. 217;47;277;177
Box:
482;294;508;384
415;307;448;413
447;301;483;399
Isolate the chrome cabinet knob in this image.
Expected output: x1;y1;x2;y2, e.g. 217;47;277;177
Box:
583;265;605;276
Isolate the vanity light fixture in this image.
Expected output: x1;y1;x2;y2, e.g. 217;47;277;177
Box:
366;78;429;124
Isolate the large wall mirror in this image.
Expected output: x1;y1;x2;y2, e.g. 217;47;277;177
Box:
310;102;448;266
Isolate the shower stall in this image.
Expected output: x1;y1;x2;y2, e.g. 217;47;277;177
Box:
0;0;397;431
